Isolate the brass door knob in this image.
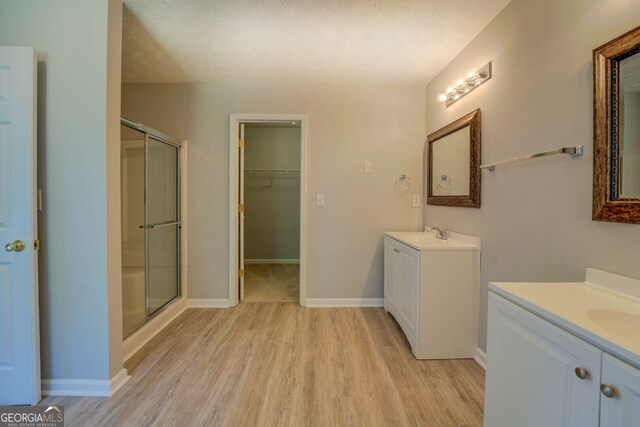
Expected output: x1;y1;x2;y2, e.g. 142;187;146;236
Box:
4;240;26;252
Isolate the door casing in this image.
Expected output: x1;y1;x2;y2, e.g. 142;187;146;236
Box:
228;114;307;306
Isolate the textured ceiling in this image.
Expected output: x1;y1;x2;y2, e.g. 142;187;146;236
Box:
122;0;512;84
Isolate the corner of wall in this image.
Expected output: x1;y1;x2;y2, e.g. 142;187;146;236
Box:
106;0;124;378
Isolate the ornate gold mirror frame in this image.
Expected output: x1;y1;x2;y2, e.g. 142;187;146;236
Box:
427;109;481;208
593;25;640;224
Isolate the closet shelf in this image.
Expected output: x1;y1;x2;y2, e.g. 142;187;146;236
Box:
244;168;300;174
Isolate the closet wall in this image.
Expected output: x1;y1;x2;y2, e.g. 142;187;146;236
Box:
244;125;301;263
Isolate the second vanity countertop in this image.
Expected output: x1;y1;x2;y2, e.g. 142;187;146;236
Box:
385;230;481;251
490;268;640;368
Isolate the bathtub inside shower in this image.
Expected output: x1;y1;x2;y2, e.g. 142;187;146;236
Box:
122;267;146;337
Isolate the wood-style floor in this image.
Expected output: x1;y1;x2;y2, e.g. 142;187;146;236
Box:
42;304;485;427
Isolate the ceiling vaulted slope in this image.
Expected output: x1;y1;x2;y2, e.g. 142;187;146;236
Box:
122;0;511;84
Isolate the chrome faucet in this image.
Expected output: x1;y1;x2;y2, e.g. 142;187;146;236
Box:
425;226;448;240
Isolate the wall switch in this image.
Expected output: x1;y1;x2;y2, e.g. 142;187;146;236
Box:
412;194;420;207
316;194;325;206
363;161;372;173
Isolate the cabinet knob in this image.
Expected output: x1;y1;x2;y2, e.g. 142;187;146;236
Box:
600;384;617;399
574;367;591;380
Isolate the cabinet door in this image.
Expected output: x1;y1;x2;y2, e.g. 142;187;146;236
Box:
396;245;419;340
383;238;398;311
600;353;640;427
484;293;601;427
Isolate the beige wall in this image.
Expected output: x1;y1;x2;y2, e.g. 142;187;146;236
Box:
244;126;301;261
122;82;425;300
425;0;640;352
0;0;123;380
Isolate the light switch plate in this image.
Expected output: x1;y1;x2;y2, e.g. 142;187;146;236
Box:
316;194;325;206
412;194;420;207
363;161;372;173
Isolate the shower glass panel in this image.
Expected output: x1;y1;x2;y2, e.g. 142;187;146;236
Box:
121;125;147;337
121;117;181;337
146;137;180;315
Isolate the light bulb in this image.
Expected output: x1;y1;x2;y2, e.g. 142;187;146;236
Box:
455;79;466;88
437;93;448;103
466;69;479;80
446;87;454;95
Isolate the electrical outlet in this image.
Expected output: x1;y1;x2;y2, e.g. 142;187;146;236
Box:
316;194;325;206
412;194;420;207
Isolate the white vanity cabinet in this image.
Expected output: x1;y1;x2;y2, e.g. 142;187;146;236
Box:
383;231;480;360
485;293;601;427
600;353;640;427
485;272;640;427
384;237;419;345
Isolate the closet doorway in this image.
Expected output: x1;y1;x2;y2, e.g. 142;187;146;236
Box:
229;114;307;306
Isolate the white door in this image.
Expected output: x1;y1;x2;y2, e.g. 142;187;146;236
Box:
600;353;640;427
383;238;398;312
0;47;40;405
238;123;245;301
396;246;418;339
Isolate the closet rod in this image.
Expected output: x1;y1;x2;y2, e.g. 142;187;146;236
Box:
244;168;300;173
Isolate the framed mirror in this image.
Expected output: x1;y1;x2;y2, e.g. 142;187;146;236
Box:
593;25;640;224
427;109;481;208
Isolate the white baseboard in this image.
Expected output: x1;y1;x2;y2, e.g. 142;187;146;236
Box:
188;299;231;308
305;298;384;308
474;347;487;370
244;259;300;264
42;369;130;397
123;297;188;362
109;369;131;396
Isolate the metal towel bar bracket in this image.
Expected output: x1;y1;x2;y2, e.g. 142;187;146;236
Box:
480;145;583;171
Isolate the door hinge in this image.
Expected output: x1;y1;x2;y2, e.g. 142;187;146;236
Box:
238;138;244;148
34;239;40;251
238;268;244;278
238;203;244;213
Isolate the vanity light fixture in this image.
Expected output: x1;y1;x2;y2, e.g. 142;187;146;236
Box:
437;62;492;107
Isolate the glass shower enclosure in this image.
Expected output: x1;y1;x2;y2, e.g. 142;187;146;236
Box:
121;117;181;337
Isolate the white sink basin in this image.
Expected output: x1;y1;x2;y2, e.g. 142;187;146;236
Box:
587;309;640;339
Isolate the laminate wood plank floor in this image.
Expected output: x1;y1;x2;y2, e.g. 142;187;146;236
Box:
42;304;485;427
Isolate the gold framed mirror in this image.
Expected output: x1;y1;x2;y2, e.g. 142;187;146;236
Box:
427;109;481;208
593;25;640;224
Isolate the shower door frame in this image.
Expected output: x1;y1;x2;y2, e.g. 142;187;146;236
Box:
121;116;182;334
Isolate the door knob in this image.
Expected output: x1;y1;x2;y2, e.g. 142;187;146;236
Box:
4;240;26;252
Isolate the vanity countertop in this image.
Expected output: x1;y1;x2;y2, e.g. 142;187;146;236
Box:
385;230;480;251
490;268;640;368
